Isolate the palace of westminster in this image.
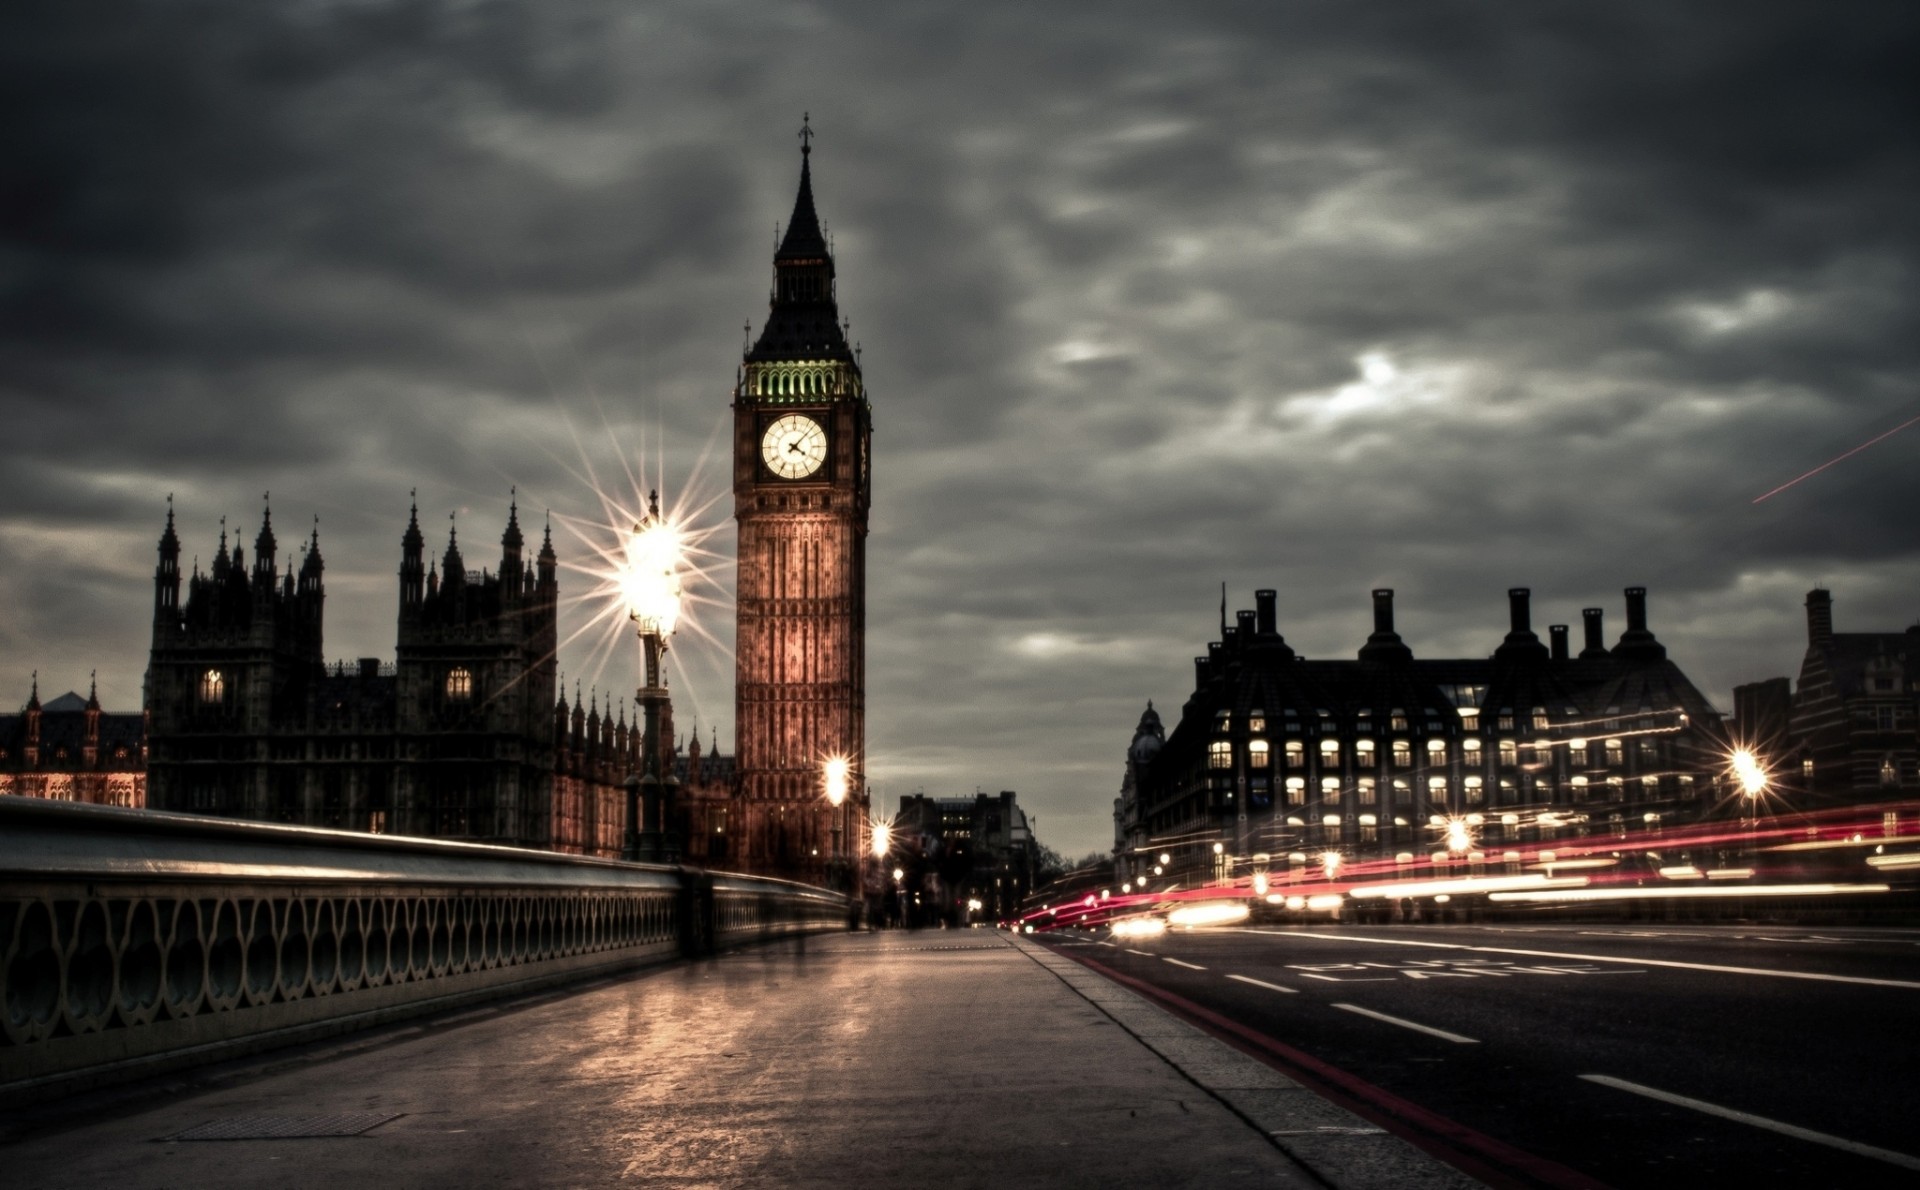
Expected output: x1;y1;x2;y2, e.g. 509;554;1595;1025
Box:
4;136;1915;884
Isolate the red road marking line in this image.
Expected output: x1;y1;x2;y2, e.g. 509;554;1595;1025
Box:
1056;948;1609;1190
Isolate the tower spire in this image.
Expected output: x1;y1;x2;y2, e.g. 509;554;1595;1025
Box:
748;118;849;362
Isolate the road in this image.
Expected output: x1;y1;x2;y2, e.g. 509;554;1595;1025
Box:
1037;921;1920;1188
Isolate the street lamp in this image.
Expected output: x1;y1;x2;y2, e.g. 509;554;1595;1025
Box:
823;756;849;891
622;490;682;862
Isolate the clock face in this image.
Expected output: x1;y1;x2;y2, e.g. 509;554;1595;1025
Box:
761;414;828;480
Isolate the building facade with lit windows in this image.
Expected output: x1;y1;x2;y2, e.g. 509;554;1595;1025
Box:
1116;586;1731;884
1733;589;1919;806
895;791;1035;923
0;677;146;806
142;498;683;856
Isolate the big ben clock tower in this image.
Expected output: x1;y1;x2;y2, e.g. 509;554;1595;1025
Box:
732;123;872;883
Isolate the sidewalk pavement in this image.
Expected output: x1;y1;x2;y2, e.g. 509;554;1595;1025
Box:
1;930;1480;1189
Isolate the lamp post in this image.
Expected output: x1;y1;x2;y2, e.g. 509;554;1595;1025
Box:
623;490;682;863
1732;747;1768;860
823;756;849;891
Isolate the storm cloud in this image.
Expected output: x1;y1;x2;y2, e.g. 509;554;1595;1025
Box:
4;0;1918;857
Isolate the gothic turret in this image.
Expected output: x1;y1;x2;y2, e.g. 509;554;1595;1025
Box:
501;491;524;602
442;518;465;593
155;499;181;620
253;501;277;592
536;516;557;595
400;494;426;608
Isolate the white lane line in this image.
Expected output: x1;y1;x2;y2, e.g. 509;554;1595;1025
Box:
1226;973;1298;995
1296;973;1395;983
1163;957;1206;970
1237;929;1920;990
1097;941;1117;947
1125;948;1154;957
1580;1074;1920;1172
1332;1003;1479;1044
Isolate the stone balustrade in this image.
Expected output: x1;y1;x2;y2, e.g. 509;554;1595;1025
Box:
0;798;844;1104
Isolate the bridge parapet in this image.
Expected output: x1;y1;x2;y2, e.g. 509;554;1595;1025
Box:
0;798;844;1104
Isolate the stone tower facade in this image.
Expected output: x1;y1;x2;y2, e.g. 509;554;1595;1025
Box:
731;129;872;882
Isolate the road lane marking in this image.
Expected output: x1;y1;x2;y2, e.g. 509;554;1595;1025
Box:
1125;948;1154;957
1333;1003;1479;1044
1226;973;1298;994
1579;1074;1920;1172
1239;930;1920;990
1163;957;1206;970
1297;973;1394;982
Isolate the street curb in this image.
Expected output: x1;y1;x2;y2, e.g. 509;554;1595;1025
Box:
1010;934;1488;1190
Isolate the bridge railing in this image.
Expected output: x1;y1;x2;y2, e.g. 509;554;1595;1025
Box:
0;798;845;1105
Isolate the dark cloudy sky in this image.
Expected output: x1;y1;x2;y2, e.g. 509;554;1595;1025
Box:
5;1;1918;859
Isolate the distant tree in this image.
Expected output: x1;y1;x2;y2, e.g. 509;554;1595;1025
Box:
1030;841;1067;887
1068;850;1109;873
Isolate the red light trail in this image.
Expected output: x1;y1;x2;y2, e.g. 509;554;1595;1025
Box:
1752;412;1920;504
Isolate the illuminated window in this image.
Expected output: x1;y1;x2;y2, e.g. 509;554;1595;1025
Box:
1639;740;1658;762
1571;775;1589;799
1802;758;1815;780
1322;777;1341;805
1569;738;1589;767
1248;739;1270;767
1465;775;1484;804
1605;739;1624;767
1882;756;1899;787
1248;709;1266;733
1286;777;1306;805
1358;778;1377;806
1531;706;1550;731
1426;738;1447;764
1607;776;1624;801
1391;778;1409;805
1428;776;1448;802
446;667;473;701
1214;709;1232;733
1458;705;1479;727
1285;741;1305;768
199;669;225;705
1356;739;1376;765
1462;738;1482;767
1498;739;1517;767
1208;740;1232;769
1389;708;1408;732
1392;741;1412;768
1496;708;1515;731
1319;738;1340;767
1641;775;1659;791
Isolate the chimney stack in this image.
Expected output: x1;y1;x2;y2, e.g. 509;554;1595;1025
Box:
1359;588;1413;665
1581;608;1608;658
1495;587;1549;662
1255;590;1277;635
1806;588;1833;648
1611;586;1667;662
1549;624;1569;661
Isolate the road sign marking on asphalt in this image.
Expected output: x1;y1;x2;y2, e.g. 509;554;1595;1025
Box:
1226;973;1298;994
1125;948;1154;957
1243;930;1920;990
1333;1003;1479;1044
1297;973;1394;982
1580;1074;1920;1172
1163;957;1207;970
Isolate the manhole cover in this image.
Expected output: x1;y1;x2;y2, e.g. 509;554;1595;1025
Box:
164;1112;402;1141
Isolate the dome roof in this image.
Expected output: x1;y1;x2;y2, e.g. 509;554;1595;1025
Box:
1128;701;1165;762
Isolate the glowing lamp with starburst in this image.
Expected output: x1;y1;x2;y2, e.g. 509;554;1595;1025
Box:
623;516;684;635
